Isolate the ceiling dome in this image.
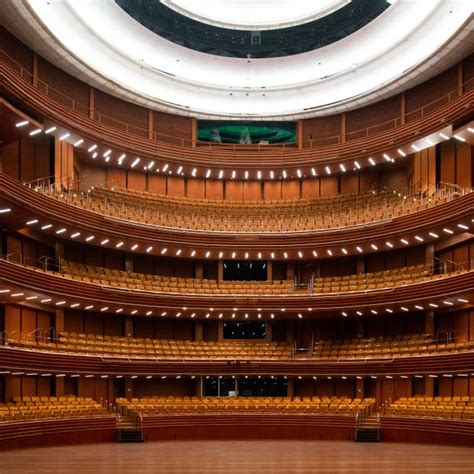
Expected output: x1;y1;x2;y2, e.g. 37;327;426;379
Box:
161;0;351;30
1;0;472;119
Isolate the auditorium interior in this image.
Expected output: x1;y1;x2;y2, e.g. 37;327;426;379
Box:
0;0;473;472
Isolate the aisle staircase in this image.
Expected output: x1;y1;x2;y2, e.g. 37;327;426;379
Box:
116;415;143;443
355;414;380;442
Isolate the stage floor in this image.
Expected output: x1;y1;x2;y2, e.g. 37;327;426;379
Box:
1;440;473;473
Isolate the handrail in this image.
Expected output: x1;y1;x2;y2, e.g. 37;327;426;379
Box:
1;47;472;151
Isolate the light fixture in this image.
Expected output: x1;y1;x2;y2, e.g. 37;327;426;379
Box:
100;307;109;312
29;129;42;136
298;251;303;258
146;311;152;316
339;163;346;172
85;235;95;242
429;232;439;238
414;235;424;242
71;232;81;238
282;170;287;179
400;307;409;312
341;248;348;255
400;239;409;245
0;208;12;214
439;132;449;140
146;246;153;253
177;166;183;174
88;144;97;152
15;120;29;127
368;157;376;166
161;248;168;255
26;219;38;225
415;305;424;310
397;149;406;157
191;250;196;257
453;135;465;142
443;228;453;234
103;149;112;158
41;298;52;303
370;244;378;251
118;154;126;164
312;250;318;257
457;224;468;230
131;244;138;251
192;168;197;177
206;169;211;178
59;133;70;141
325;166;331;175
131;158;140;168
296;169;302;178
100;239;109;245
85;305;94;310
354;161;361;170
411;144;419;152
311;168;317;176
116;242;124;248
41;224;52;230
356;246;363;253
327;249;332;256
385;242;393;248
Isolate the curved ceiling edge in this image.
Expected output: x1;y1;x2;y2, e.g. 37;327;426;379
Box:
0;0;473;119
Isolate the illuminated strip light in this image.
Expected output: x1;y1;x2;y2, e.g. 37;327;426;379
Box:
26;219;38;225
397;149;406;157
29;129;42;136
453;135;465;142
73;139;84;147
88;144;97;152
325;166;331;175
0;208;12;214
439;132;449;140
383;153;392;162
192;168;197;177
59;133;70;141
131;158;140;168
16;120;29;127
103;150;112;158
368;157;376;166
354;161;361;170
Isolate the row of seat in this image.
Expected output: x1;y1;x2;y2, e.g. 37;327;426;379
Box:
117;396;375;416
59;261;293;295
54;260;450;296
385;396;474;420
0;396;108;422
8;332;473;361
48;185;452;232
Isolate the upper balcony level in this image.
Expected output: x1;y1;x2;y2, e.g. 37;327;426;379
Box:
1;25;473;178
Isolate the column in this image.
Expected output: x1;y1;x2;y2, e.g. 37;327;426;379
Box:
125;255;134;272
125;377;133;399
125;318;133;338
217;261;224;282
217;321;224;341
265;322;272;341
195;261;204;279
356;256;365;274
195;321;203;342
287;378;295;397
266;260;273;282
356;377;364;400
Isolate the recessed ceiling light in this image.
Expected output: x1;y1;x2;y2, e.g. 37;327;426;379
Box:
59;133;70;141
16;120;29;127
26;219;38;225
368;157;376;166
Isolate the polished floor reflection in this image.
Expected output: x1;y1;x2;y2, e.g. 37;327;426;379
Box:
1;440;473;473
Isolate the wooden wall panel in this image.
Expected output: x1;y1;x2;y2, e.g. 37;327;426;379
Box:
340;174;359;195
4;305;21;339
346;95;400;140
37;57;89;115
205;180;224;199
20;307;36;340
406;66;458;122
263;181;282;200
4;376;21;402
153;111;193;146
281;181;300;199
94;89;148;131
0;27;32;74
301;179;320;198
440;141;456;184
225;181;244;200
127;170;146;191
456;142;472;188
187;178;205;198
148;175;167;195
107;168;126;188
167;176;185;197
302;115;340;148
0;141;20;180
319;177;338;197
243;181;261;200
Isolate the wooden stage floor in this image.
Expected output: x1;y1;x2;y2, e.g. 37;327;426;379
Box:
1;440;473;473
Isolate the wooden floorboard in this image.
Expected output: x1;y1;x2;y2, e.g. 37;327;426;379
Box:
1;441;473;473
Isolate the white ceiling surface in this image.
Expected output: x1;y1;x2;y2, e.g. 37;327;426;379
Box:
1;0;473;120
160;0;351;30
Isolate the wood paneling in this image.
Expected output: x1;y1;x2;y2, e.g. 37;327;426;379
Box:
107;168;126;188
167;176;185;197
243;181;261;200
263;181;282;200
319;176;338;197
301;179;319;198
205;180;224;199
127;170;146;191
281;181;300;199
187;178;205;198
